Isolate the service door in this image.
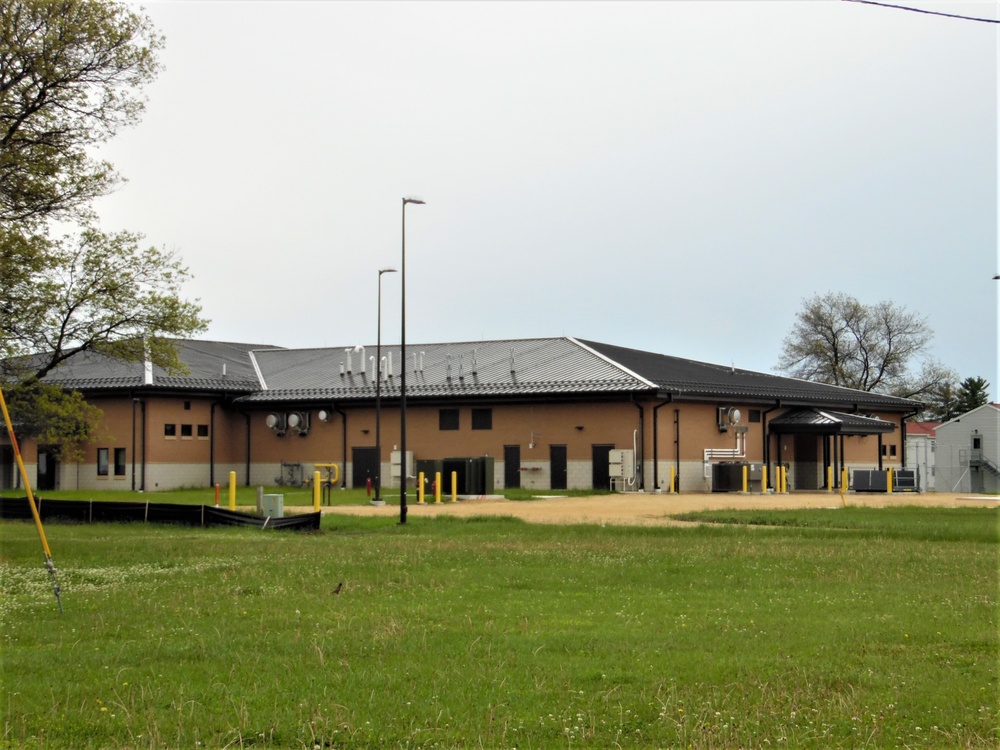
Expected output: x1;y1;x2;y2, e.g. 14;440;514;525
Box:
504;445;521;489
592;444;613;491
36;447;58;491
550;445;567;490
352;447;378;489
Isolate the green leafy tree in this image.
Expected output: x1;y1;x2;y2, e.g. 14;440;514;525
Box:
776;292;955;399
953;376;991;416
1;0;207;451
0;0;162;225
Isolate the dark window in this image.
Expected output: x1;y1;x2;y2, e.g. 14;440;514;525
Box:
97;448;109;476
184;401;191;410
114;448;126;476
881;444;898;457
748;409;761;423
164;424;176;437
439;409;459;431
197;424;209;438
472;408;492;430
181;424;193;438
890;445;897;457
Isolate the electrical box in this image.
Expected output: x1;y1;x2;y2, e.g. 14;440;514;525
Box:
261;494;284;518
390;451;414;484
608;449;635;478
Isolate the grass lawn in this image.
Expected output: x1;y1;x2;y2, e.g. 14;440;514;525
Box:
1;506;996;748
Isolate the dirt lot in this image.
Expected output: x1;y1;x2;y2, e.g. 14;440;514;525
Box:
324;491;998;527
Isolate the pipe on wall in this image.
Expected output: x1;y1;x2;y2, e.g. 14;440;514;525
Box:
652;398;672;490
335;404;348;488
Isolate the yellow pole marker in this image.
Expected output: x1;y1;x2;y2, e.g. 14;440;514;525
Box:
418;471;425;504
0;385;62;611
761;465;768;494
827;466;834;492
434;471;442;503
313;471;321;511
229;471;237;510
669;466;675;493
451;471;458;502
741;465;748;493
840;467;847;507
887;467;893;494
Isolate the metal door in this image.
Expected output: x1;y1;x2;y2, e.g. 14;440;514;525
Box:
352;447;379;489
550;445;567;490
592;444;613;490
36;446;58;491
504;445;521;489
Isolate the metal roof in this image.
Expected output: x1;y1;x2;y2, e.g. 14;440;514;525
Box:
34;336;922;412
768;409;897;435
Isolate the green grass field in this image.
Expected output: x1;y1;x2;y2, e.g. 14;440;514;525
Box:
1;503;996;749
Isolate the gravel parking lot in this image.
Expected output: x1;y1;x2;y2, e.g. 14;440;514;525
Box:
325;491;998;527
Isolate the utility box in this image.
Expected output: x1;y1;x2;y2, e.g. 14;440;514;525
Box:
608;449;635;478
442;456;495;495
712;462;761;492
390;451;414;487
853;469;888;492
261;494;284;518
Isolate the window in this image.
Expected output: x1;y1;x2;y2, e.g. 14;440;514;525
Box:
97;448;109;476
184;401;191;410
472;408;492;430
164;424;176;438
881;444;897;457
197;424;209;438
748;409;761;423
180;424;193;438
114;448;126;476
439;409;459;431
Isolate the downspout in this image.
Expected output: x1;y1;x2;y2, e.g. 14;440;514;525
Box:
209;401;216;488
674;409;681;492
900;408;920;467
335;404;348;488
652;398;672;490
140;399;146;491
244;412;251;486
631;397;644;489
761;404;781;489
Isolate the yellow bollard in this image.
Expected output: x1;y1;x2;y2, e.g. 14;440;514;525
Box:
780;466;788;494
887;467;894;494
229;471;237;511
762;465;768;494
418;471;425;504
434;471;442;504
451;471;458;502
313;471;321;511
840;467;848;507
741;465;748;493
827;466;834;492
668;466;676;493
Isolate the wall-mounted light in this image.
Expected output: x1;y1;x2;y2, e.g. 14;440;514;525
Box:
362;428;370;434
318;409;332;422
575;425;584;431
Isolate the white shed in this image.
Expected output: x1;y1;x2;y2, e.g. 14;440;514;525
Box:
933;404;1000;494
904;421;940;492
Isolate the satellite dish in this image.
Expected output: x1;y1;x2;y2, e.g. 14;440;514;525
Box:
728;408;742;425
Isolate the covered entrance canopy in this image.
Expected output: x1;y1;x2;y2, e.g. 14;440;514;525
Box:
768;409;896;436
768;409;897;490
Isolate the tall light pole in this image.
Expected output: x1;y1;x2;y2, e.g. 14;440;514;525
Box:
373;267;397;506
400;197;425;524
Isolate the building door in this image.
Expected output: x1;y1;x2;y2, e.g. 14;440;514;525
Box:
37;446;58;491
1;446;13;489
793;435;819;490
504;445;521;489
352;447;378;489
550;445;567;490
592;444;613;490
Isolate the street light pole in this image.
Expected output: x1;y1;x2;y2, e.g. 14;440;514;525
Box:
373;267;397;506
400;197;425;524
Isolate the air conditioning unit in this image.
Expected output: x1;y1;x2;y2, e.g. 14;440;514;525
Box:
265;412;287;436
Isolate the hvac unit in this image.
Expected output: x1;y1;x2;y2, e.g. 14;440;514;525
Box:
265;412;287;436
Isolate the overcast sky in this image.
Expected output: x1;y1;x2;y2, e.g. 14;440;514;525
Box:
94;1;999;395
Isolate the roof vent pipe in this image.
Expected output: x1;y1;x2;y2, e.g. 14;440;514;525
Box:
222;363;227;377
458;355;464;380
387;352;393;377
471;350;477;375
380;355;387;382
339;362;345;377
446;354;452;380
369;355;375;381
510;348;515;373
345;348;352;373
353;345;365;376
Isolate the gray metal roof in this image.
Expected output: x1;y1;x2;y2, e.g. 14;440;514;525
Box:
39;340;269;393
34;336;922;412
769;409;898;435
